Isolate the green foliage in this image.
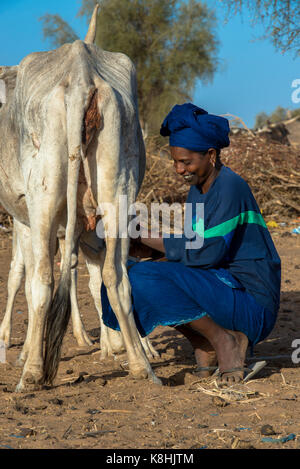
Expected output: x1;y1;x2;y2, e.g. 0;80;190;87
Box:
291;108;300;118
39;14;79;47
40;0;219;134
221;0;300;56
254;106;300;129
269;106;288;123
254;112;269;130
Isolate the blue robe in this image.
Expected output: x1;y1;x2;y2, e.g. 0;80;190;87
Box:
101;166;281;345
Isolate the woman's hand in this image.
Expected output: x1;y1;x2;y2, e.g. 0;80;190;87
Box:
129;227;166;259
139;232;165;254
129;237;154;258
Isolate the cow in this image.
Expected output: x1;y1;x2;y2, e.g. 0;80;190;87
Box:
0;221;160;362
0;5;161;391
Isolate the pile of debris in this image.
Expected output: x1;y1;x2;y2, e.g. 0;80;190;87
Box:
139;132;300;221
257;115;300;148
230;115;300;148
221;133;300;220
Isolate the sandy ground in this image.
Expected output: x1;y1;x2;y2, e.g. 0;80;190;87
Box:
0;225;300;450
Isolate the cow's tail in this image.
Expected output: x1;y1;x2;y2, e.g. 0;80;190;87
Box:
42;85;99;385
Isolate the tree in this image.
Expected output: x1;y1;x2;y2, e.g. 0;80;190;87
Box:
220;0;300;56
254;106;300;129
40;14;79;47
291;108;300;118
39;0;219;134
254;111;269;130
269;106;287;123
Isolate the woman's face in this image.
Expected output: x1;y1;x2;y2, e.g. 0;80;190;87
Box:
170;146;216;189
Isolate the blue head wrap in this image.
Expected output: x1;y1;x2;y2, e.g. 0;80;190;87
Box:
160;103;230;152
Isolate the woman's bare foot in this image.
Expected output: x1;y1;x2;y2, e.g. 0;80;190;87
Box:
175;325;217;378
187;316;249;386
215;330;249;386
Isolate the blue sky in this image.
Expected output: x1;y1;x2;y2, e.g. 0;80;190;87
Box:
0;0;299;128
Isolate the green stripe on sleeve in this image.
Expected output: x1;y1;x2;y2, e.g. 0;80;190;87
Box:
203;211;267;238
193;220;204;237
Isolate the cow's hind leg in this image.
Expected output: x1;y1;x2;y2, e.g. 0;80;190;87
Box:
70;265;93;347
14;221;36;367
15;217;57;392
58;237;92;347
83;252;125;357
102;236;161;385
0;224;24;349
83;243;159;360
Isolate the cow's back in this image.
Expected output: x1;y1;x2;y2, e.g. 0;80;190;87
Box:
14;41;138;140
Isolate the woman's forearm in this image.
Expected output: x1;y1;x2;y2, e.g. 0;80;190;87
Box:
140;234;166;253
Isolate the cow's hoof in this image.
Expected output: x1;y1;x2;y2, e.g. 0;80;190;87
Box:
130;367;162;385
99;348;110;360
145;348;160;360
130;368;148;380
150;374;163;386
99;348;123;361
15;380;42;393
76;338;93;347
15;371;43;392
74;333;93;347
0;331;10;349
141;338;160;360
